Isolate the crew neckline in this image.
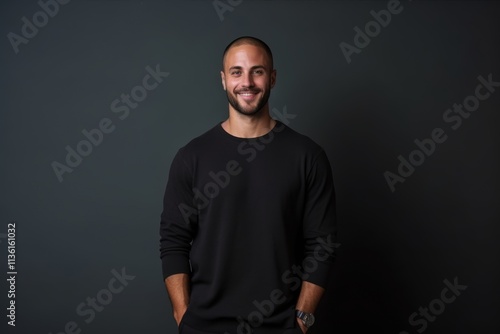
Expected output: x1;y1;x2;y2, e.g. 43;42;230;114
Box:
215;120;284;142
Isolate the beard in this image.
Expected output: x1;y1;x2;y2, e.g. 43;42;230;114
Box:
226;87;271;116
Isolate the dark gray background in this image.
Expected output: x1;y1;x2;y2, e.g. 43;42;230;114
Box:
1;0;499;333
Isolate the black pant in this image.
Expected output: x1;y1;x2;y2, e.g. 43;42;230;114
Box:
179;322;304;334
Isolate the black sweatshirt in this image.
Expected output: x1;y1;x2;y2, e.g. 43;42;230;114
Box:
159;121;336;333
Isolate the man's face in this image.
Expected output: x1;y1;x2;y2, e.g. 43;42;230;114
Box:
221;44;276;116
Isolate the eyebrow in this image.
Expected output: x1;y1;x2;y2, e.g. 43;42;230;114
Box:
228;65;266;71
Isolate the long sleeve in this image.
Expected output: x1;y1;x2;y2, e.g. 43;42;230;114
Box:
157;123;338;332
159;148;197;280
301;149;337;288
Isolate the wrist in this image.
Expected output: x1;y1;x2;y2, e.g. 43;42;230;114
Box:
295;309;315;329
173;305;188;325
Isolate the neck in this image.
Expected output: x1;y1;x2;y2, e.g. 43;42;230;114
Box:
221;105;276;138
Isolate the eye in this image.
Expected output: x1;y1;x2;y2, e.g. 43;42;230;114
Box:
253;69;264;75
231;70;241;76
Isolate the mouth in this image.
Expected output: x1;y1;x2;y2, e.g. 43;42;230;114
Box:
237;91;259;101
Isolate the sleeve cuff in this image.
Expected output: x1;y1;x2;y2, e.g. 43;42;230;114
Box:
162;254;191;280
302;260;334;289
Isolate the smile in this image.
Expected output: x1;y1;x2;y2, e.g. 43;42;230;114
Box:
237;92;259;100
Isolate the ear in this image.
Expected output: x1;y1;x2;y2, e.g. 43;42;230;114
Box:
220;70;226;91
270;69;277;88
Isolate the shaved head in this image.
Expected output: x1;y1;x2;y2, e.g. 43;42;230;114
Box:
222;36;274;70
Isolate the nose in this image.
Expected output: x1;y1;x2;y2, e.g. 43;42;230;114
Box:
241;71;254;88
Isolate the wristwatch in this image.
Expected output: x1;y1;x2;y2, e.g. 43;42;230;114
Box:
295;310;315;328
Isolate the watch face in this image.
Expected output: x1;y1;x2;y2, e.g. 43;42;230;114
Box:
296;310;315;328
304;313;315;327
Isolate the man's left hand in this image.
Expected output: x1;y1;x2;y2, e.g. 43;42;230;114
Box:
296;318;307;333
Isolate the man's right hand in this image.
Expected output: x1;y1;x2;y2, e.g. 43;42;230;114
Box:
164;273;191;327
174;306;188;326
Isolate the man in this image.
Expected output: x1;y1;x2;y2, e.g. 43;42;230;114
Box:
159;36;337;334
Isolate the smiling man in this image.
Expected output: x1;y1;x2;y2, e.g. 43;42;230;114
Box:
159;36;337;334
